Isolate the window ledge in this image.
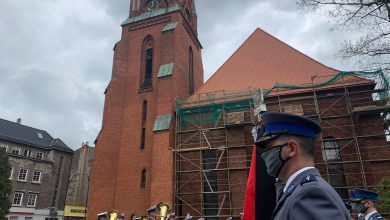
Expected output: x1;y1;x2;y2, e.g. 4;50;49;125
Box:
138;87;153;93
17;180;27;183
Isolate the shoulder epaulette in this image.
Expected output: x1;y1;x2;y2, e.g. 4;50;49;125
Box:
300;174;317;185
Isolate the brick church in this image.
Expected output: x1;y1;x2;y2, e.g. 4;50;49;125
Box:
89;0;390;219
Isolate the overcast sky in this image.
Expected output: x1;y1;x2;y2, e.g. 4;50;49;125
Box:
0;0;362;149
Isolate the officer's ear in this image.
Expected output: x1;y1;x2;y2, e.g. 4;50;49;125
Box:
286;139;299;157
366;200;374;207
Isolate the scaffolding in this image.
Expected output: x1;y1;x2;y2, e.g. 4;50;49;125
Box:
174;70;390;219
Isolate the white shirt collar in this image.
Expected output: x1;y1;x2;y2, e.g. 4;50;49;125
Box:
365;211;377;220
283;166;315;193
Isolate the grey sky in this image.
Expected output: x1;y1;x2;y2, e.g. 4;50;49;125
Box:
0;0;362;149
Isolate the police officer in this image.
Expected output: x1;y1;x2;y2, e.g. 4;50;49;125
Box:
256;112;350;220
350;189;384;220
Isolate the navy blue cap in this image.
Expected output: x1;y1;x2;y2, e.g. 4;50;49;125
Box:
351;188;379;201
97;212;108;218
256;112;321;147
147;205;157;213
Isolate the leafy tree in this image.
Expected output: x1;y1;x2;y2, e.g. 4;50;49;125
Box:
297;0;390;71
0;148;11;220
377;177;390;215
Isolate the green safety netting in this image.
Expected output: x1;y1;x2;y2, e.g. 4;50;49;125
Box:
176;70;389;128
176;99;252;128
263;70;389;99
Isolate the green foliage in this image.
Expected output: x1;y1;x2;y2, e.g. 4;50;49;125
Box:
0;149;11;220
377;177;390;215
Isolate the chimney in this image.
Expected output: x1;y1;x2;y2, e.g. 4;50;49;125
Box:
16;118;22;124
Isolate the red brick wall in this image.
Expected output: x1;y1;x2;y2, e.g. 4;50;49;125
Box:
88;7;204;219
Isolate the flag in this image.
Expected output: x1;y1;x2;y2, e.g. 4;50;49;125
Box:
241;144;276;220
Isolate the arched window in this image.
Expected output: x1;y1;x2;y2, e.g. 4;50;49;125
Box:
321;137;348;199
321;137;340;161
189;47;194;95
141;169;147;188
140;100;147;149
142;100;148;123
140;128;146;149
140;36;154;89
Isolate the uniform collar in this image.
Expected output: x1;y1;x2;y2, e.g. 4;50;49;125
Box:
365;211;377;220
283;166;315;193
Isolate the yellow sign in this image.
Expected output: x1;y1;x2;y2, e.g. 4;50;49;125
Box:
64;205;87;217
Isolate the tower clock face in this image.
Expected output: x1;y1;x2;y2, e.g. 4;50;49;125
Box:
147;0;160;10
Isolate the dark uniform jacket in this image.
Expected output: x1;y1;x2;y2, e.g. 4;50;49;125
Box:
272;168;350;220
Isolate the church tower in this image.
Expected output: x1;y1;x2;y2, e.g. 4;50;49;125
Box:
88;0;203;218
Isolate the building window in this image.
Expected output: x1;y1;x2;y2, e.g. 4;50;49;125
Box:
12;192;23;206
24;150;32;157
25;217;33;220
11;148;20;155
32;171;42;183
322;137;341;161
140;128;146;150
141;169;147;188
140;100;147;149
0;144;8;152
27;194;37;207
18;169;28;181
36;152;44;160
9;167;13;180
140;36;154;89
189;47;194;95
283;104;304;116
9;216;18;220
142;100;148;123
321;137;349;199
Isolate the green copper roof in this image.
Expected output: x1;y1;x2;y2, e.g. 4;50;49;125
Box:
162;22;178;32
157;63;175;78
153;115;172;131
121;4;180;26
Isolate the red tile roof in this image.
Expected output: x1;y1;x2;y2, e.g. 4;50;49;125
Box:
195;28;369;96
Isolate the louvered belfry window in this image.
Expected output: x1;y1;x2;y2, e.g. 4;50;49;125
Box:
140;36;154;89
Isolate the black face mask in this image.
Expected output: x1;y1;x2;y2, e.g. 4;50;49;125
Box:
261;143;290;178
355;201;367;214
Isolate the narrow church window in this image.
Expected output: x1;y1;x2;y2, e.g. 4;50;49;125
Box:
140;100;147;149
140;36;154;89
141;169;147;188
145;49;153;86
189;47;194;95
140;128;146;149
142;100;148;123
